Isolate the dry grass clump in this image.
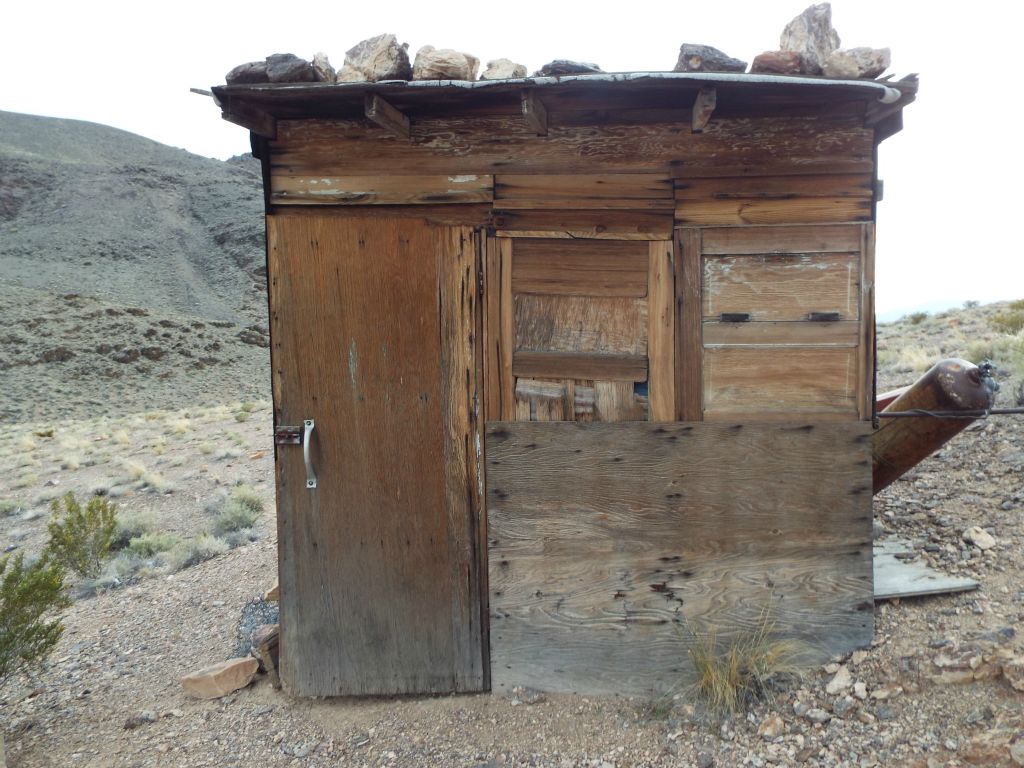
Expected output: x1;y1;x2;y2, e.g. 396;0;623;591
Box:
688;614;806;716
167;534;229;571
211;484;263;538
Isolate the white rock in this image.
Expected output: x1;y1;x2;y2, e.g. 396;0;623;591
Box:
480;58;527;80
339;33;412;82
826;665;853;695
312;52;335;83
780;3;841;75
412;46;479;81
853;681;868;700
181;657;259;699
964;526;996;550
822;47;891;79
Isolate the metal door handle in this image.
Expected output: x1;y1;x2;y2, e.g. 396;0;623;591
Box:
303;419;317;489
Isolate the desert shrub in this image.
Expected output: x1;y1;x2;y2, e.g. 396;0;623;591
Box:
1014;380;1024;408
234;411;250;422
45;493;118;579
991;309;1024;335
167;534;229;572
211;485;263;537
110;511;154;550
0;500;21;517
905;311;929;325
1010;299;1024;311
963;300;980;309
222;528;260;549
125;532;180;558
0;552;71;689
688;613;805;716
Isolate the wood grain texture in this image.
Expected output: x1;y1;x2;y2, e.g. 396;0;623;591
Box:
272;114;873;176
486;421;874;695
702;253;860;322
703;320;859;347
676;197;870;226
700;225;862;255
594;381;648;422
514;295;648;356
270;174;494;205
513;352;648;382
499;238;515;420
492;209;673;240
703;347;859;418
268;214;482;695
437;225;486;687
648;241;675;421
676;229;703;420
859;224;875;420
511;239;649;297
495;174;673;210
674;174;873;201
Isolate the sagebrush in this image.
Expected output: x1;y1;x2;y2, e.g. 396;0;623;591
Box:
0;552;71;689
46;492;118;578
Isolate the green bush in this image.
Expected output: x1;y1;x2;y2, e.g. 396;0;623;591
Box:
905;311;929;325
211;485;263;537
125;532;180;558
0;553;71;689
991;309;1024;335
45;493;118;579
110;511;154;551
167;534;229;572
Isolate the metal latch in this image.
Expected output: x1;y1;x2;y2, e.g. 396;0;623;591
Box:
274;420;317;489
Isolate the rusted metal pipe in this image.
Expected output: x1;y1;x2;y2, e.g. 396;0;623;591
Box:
872;359;996;494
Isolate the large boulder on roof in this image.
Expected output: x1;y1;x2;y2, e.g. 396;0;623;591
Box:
265;53;316;83
336;33;412;82
822;47;891;79
673;44;747;73
412;46;480;80
312;52;335;83
480;58;527;80
226;61;269;85
534;60;603;77
780;3;841;75
750;50;803;75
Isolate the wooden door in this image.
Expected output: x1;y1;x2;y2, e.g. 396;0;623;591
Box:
267;214;484;696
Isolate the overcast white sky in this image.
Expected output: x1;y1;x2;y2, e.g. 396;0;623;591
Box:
3;1;1022;319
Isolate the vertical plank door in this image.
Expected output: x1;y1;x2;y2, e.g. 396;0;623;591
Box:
267;214;484;696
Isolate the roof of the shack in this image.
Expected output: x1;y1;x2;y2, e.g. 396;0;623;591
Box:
212;71;917;143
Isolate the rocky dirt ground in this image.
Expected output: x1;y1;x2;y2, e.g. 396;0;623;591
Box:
1;302;1023;768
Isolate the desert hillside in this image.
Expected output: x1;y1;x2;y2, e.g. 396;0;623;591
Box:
1;112;1023;768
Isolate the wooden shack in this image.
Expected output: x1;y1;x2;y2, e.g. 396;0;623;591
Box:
212;71;916;697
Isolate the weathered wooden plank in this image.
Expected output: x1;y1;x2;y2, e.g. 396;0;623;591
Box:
703;347;859;418
499;238;515;421
521;90;548;136
676;198;870;225
496;174;673;209
267;203;492;227
270;174;494;205
676;229;703;420
272;115;873;176
364;94;410;139
493;209;673;240
703;320;859;346
514;379;566;421
593;381;648;422
437;224;485;688
703;253;859;322
701;224;862;255
513;352;648;382
648;241;675;421
859;224;875;420
268;214;482;695
691;87;716;133
512;239;649;297
674;174;873;201
671;159;873;179
486;421;873;695
514;295;648;356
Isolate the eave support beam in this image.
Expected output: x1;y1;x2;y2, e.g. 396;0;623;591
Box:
521;90;548;136
691;87;716;133
221;98;277;140
365;94;410;140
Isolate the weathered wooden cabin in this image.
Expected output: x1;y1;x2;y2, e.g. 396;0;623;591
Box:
212;71;916;697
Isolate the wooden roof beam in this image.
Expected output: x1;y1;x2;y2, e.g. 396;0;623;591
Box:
521;90;548;136
221;98;276;139
691;87;716;133
365;94;410;140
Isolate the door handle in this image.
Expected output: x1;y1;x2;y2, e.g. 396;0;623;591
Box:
303;419;317;489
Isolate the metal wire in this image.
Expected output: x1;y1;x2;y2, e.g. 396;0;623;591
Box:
877;408;1024;419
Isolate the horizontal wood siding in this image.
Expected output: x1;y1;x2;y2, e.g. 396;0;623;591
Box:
495;174;673;210
512;239;649;297
703;347;859;418
486;421;874;695
272;115;873;177
271;173;493;205
514;295;648;356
